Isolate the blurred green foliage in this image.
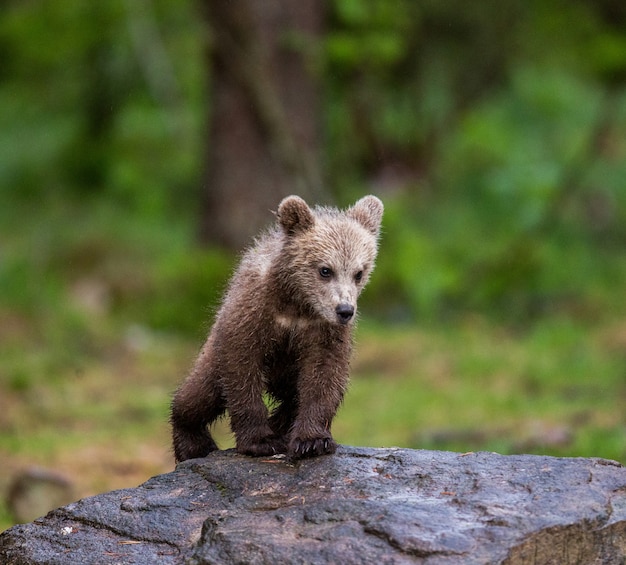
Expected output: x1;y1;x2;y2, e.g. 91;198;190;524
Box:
1;1;625;328
324;0;626;323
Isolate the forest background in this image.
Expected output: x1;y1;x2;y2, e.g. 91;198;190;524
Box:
2;0;626;529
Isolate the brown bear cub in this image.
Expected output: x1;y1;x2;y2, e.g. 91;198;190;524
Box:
171;195;383;461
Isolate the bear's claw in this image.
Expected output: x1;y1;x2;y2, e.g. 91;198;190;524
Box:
290;436;338;459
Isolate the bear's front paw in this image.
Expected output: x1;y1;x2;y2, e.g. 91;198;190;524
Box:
289;436;338;459
236;435;288;457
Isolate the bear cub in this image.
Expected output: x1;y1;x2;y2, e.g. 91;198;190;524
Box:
171;195;383;461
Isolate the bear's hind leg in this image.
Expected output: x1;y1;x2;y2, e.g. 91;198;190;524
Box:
171;418;219;463
171;365;226;463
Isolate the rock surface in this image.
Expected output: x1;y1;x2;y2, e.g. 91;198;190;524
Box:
1;446;625;564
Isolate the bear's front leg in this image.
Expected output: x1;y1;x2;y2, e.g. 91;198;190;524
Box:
289;403;340;459
288;348;350;459
235;422;288;457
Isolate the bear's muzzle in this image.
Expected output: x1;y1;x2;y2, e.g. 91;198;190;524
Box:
335;303;355;324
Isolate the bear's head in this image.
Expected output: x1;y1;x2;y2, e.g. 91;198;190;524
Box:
276;195;383;326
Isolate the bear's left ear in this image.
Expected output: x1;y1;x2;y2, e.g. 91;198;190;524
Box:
348;195;384;237
277;195;315;235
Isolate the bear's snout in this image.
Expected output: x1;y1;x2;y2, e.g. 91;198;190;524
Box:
335;303;355;324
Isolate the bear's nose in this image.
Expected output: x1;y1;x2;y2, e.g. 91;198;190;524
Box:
336;303;355;324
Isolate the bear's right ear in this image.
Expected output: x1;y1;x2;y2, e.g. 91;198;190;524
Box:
277;195;315;235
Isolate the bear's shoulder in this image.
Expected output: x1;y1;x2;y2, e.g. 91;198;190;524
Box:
238;227;283;279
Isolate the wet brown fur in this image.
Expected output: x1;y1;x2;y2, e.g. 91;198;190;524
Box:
171;195;383;461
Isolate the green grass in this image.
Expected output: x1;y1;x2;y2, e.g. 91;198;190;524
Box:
2;303;626;532
1;196;626;532
337;319;626;462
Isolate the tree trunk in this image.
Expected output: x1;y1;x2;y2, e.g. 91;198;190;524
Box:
198;0;326;249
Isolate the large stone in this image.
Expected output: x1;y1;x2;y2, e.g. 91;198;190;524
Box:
1;446;625;564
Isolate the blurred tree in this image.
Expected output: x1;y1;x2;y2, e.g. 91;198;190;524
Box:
198;0;326;249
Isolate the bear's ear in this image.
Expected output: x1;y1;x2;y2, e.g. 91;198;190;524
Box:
277;195;315;235
348;195;384;237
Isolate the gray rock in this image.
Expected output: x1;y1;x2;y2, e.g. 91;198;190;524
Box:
1;446;625;564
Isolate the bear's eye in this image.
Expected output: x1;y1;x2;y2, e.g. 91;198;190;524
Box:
355;270;364;283
319;267;333;279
